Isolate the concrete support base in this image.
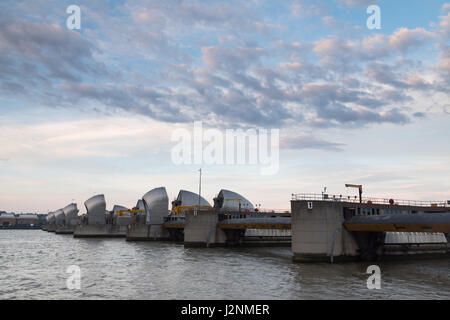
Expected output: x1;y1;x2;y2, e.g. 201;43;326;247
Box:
73;224;128;238
184;211;226;247
292;253;359;263
46;225;56;232
55;225;76;234
291;201;359;263
242;236;291;246
126;224;170;241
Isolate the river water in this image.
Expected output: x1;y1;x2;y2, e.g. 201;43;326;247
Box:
0;230;448;299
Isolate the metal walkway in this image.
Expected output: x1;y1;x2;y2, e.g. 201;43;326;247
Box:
344;212;450;233
218;217;291;230
165;212;450;233
164;217;292;230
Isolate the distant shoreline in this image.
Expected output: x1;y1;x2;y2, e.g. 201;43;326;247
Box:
0;226;42;230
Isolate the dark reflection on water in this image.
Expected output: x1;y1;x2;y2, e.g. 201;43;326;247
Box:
0;230;448;299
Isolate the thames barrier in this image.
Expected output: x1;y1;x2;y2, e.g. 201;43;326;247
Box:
38;186;450;263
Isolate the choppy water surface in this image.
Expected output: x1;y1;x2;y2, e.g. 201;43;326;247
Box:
0;230;448;299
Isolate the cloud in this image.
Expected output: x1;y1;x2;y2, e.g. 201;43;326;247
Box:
413;112;426;118
365;62;432;90
387;28;435;52
291;0;328;18
0;116;174;162
313;28;434;67
334;0;379;8
442;3;450;13
433;9;450;83
0;0;449;213
0;18;106;82
0;0;446;134
281;135;345;151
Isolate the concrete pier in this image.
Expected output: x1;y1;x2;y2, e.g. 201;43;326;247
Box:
46;212;56;232
125;187;172;241
46;224;56;232
290;197;450;262
183;210;226;247
126;224;170;241
183;211;292;247
56;203;79;234
73;224;128;238
72;194;128;238
291;200;359;262
55;226;76;234
54;209;65;233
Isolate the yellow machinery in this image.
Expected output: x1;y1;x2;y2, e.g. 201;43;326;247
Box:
345;184;363;203
115;209;145;216
172;205;212;216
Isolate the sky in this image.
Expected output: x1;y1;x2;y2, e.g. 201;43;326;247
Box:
0;0;449;213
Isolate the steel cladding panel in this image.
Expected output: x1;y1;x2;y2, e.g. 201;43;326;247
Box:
136;199;145;211
216;189;254;212
49;213;56;225
55;209;65;226
63;203;79;226
85;194;106;225
176;190;211;207
136;199;145;210
142;187;169;224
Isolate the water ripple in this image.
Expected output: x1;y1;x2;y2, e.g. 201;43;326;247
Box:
0;230;448;299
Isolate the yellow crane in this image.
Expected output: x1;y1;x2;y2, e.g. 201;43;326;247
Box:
345;184;363;203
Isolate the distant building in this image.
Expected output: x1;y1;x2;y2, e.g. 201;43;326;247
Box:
16;214;40;227
0;214;16;227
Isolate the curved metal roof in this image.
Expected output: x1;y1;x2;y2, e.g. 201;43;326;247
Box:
214;189;254;212
63;203;79;219
55;209;65;224
84;194;106;225
135;199;145;211
142;187;169;224
173;190;211;208
84;195;106;215
63;203;79;226
47;212;56;223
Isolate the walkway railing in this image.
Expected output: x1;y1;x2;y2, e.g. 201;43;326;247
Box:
291;193;449;207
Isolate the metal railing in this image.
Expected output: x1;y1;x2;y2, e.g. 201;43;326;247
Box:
218;211;291;222
255;208;291;214
291;193;449;207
